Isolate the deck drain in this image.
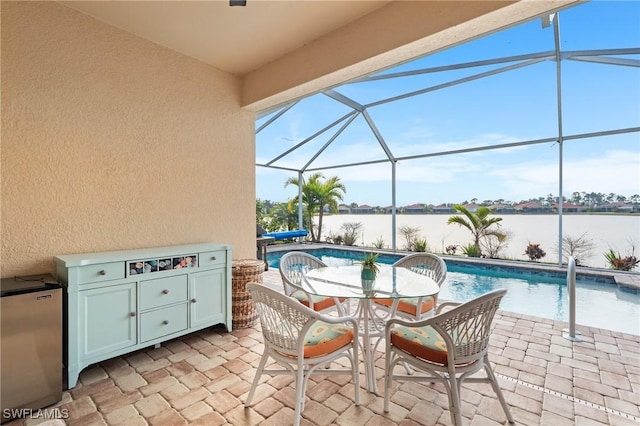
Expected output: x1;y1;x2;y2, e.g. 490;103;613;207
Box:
496;373;639;423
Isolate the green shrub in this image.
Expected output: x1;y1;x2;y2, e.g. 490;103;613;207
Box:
413;238;428;252
373;236;385;249
340;222;362;246
399;225;421;251
462;244;482;257
333;235;344;245
604;249;639;271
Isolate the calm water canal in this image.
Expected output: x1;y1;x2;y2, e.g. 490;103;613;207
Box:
320;214;639;269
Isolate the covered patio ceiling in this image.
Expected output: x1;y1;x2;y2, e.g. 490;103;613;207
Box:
60;0;578;111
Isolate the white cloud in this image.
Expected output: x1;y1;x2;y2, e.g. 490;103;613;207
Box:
490;149;640;198
257;115;639;204
262;111;541;172
306;146;639;204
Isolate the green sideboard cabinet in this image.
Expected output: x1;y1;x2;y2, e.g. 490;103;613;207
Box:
55;243;233;389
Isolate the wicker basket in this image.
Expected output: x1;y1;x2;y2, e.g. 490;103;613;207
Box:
231;259;264;329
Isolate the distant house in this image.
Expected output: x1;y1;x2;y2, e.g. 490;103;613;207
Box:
337;204;351;214
462;203;479;213
594;203;637;213
432;204;454;214
594;203;618;212
383;205;394;214
514;202;547;213
490;204;515;213
352;204;373;214
553;202;584;213
405;203;425;214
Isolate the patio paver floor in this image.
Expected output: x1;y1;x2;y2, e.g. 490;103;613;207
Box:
6;269;639;426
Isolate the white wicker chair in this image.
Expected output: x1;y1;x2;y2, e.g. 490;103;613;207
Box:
279;251;347;314
245;284;360;426
383;289;513;426
374;253;447;320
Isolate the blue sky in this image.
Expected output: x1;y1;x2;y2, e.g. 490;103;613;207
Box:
256;1;640;207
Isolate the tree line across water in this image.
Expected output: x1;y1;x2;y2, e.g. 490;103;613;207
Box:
257;173;639;271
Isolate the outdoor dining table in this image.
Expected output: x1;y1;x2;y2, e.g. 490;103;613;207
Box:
302;264;440;393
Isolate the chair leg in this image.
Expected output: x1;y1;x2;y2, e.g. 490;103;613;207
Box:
383;353;392;413
302;363;320;412
293;366;305;426
447;372;463;426
351;349;361;406
245;350;269;407
484;358;514;424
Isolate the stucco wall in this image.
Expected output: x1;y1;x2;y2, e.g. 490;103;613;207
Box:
1;2;256;277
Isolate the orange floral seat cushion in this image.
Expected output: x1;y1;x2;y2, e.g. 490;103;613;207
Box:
291;290;341;312
390;324;448;365
374;296;436;317
303;321;354;358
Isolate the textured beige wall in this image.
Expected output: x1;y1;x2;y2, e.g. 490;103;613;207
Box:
1;2;256;277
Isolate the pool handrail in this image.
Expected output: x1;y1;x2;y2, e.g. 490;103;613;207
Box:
564;256;582;341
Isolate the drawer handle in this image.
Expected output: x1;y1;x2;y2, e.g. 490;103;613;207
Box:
130;312;136;317
162;289;169;295
162;320;169;325
99;270;107;276
191;298;197;303
211;256;216;261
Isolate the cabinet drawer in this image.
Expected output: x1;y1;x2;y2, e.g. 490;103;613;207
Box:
140;304;188;343
77;262;125;284
140;275;187;311
199;250;226;268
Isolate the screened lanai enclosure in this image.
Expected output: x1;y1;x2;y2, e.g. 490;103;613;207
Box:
256;1;640;265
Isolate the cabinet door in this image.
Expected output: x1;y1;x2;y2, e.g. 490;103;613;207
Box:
190;269;225;329
79;282;137;358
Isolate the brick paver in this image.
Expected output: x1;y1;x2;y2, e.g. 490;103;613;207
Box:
5;269;639;426
134;393;171;418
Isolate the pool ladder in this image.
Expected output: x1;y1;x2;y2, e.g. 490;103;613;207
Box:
563;256;582;341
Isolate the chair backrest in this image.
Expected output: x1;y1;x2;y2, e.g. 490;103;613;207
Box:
432;289;506;365
247;283;317;357
278;251;327;296
393;253;447;287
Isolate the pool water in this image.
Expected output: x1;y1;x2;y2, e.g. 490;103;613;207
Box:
268;249;640;335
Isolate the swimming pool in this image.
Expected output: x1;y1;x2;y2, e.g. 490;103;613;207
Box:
267;248;640;335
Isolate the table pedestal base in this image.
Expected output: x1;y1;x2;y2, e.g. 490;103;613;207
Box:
355;299;389;393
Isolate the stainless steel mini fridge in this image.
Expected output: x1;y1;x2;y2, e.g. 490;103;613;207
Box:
1;274;63;423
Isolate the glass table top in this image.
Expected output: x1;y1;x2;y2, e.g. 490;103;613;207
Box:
302;265;439;299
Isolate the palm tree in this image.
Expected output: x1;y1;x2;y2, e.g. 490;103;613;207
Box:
285;174;319;240
285;173;346;242
310;175;346;242
447;205;504;255
268;201;300;232
256;198;268;230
